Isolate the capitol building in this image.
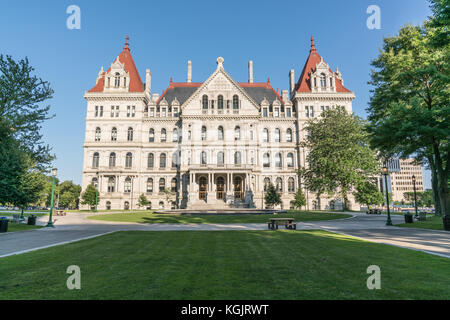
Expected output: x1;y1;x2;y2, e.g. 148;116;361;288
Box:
81;36;357;211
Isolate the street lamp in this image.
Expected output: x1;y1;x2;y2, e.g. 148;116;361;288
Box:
412;175;418;218
95;172;99;212
46;168;57;228
382;166;393;226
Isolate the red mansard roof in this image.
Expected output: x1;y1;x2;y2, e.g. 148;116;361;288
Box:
89;35;144;93
295;36;350;93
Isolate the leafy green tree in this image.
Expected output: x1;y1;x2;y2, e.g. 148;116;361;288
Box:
138;193;149;209
422;189;435;207
354;180;384;208
81;184;99;209
300;107;380;210
264;183;281;209
293;188;306;209
367;11;449;220
58;181;81;209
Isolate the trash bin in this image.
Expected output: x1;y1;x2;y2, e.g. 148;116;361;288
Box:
404;212;413;224
27;215;36;226
0;217;8;232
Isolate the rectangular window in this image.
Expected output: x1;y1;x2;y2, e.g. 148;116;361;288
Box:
286;108;291;117
150;108;154;117
111;106;114;117
115;106;119;117
263;108;268;117
250;130;254;141
95;106;98;117
274;108;279;117
132;106;136;117
127;106;131;117
305;106;309;118
162;108;166;117
173;108;179;117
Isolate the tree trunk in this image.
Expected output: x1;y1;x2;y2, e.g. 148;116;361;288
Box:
432;143;449;218
431;164;441;215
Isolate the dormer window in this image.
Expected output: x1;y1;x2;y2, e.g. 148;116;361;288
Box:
218;95;223;109
233;95;239;109
263;108;268;117
114;73;120;87
274;108;279;117
320;73;326;88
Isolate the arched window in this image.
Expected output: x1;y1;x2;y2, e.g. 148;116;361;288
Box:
149;128;155;142
286;128;293;142
114;72;120;87
147;178;153;193
92;152;99;168
95;127;101;141
275;153;282;168
264;177;271;191
172;151;179;168
106;201;111;210
111;127;117;141
234;151;242;165
125;152;132;168
287;153;294;167
234;126;241;140
172;128;178;142
171;178;177;192
218;95;224;109
201;126;207;141
148;153;154;168
275;128;281;142
217;152;224;165
320;73;326;88
107;177;115;193
263;128;269;142
127;127;133;141
263;153;270;167
201;151;207;165
202;95;208;109
161;128;166;142
233;95;239;109
91;177;98;187
124;177;132;193
276;177;283;192
159;178;165;192
288;177;295;192
109;152;116;167
160;153;166;168
218;126;224;141
159;201;164;209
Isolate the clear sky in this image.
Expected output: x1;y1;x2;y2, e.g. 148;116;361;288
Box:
0;0;433;187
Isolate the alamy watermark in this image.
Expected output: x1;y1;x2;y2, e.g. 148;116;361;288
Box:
66;5;81;30
366;265;381;290
366;5;381;30
66;265;81;290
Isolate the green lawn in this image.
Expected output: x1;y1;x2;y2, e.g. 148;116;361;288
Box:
0;212;48;217
5;223;44;233
397;215;445;231
87;210;351;224
0;230;448;299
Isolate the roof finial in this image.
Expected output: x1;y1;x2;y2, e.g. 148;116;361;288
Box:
170;77;173;86
124;34;130;51
310;35;316;52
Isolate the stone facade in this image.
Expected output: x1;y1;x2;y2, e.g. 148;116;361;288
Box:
81;36;358;211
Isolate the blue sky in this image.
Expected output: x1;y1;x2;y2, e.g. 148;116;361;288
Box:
0;0;433;187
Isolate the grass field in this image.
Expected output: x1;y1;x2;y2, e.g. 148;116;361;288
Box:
397;215;445;231
1;230;448;300
5;223;44;233
87;211;352;224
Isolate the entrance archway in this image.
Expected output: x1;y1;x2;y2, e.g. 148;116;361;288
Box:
234;176;243;200
199;176;208;201
216;176;225;201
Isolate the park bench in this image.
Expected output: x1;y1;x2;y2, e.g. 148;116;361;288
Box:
12;214;21;223
55;210;66;216
366;209;381;215
268;218;296;230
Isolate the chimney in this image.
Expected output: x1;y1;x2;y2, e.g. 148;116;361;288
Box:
289;69;295;95
145;69;151;96
248;60;253;83
187;60;192;83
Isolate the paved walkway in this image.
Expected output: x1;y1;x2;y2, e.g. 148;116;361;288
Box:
1;212;449;259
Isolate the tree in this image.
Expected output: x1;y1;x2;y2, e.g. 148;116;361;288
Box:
58;181;81;209
367;8;450;221
300;107;380;210
81;184;99;209
138;193;149;209
264;183;281;209
354;180;384;208
422;189;435;207
293;188;306;209
14;168;47;213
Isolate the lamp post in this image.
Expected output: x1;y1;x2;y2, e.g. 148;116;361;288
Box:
46;168;57;228
412;175;418;218
95;172;99;212
382;166;393;226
